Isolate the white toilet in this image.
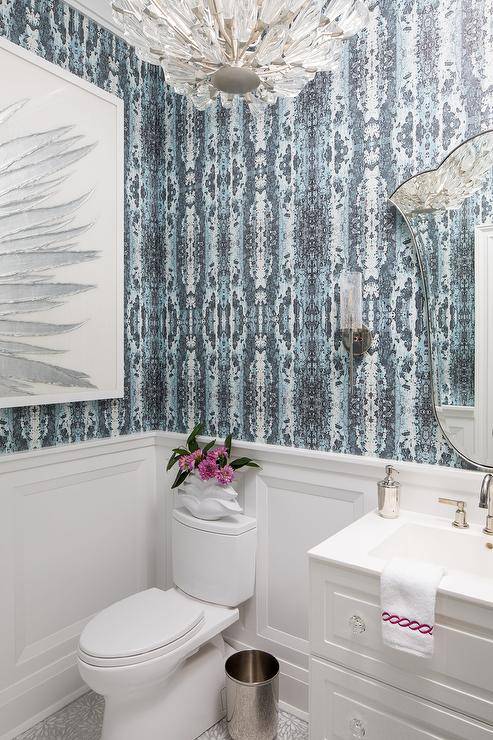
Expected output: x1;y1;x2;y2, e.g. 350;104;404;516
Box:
77;507;257;740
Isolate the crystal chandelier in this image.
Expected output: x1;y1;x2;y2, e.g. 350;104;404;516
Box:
111;0;370;114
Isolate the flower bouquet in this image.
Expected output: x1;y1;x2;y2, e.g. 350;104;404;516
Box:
166;423;260;520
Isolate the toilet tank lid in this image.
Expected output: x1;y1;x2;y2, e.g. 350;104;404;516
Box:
173;507;256;535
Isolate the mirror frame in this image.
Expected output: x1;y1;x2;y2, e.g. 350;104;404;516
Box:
389;130;493;473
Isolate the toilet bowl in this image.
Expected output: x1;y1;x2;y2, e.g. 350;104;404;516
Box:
77;508;256;740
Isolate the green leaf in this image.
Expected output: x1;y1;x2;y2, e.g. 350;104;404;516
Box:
166;454;179;472
187;422;203;452
230;457;261;470
224;433;232;455
187;422;203;444
202;439;216;454
171;470;189;490
172;447;189;456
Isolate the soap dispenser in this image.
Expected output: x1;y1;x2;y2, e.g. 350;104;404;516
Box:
378;465;400;518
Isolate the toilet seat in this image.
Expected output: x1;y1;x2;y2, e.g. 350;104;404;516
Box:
78;588;205;668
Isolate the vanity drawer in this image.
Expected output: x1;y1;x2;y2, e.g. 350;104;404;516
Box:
310;658;493;740
310;560;493;724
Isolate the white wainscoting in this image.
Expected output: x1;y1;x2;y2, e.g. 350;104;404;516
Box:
157;431;485;720
0;433;162;740
0;431;486;737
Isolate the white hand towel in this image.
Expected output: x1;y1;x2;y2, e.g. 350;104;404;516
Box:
381;558;445;658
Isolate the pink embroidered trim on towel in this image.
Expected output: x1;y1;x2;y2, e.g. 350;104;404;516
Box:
382;611;434;635
380;558;444;657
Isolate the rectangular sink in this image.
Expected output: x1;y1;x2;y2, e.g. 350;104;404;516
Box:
309;510;493;606
370;523;493;578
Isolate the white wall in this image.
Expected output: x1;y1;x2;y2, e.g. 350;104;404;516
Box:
0;434;162;740
0;431;486;737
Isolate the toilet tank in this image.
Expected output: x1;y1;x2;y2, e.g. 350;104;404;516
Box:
172;508;257;607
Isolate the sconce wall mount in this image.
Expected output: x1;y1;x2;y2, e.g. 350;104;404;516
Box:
342;326;373;356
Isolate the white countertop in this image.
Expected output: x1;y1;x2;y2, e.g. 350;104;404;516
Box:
308;509;493;608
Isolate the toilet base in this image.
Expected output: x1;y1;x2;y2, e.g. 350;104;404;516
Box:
100;637;227;740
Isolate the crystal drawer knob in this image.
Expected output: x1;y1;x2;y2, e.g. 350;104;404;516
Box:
350;718;366;737
349;614;366;635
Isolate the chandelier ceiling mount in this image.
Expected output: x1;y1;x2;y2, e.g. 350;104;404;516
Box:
212;65;261;95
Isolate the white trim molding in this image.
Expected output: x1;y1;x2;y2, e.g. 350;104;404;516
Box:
0;430;486;737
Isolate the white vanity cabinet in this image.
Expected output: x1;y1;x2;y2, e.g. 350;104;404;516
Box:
310;658;492;740
308;513;493;739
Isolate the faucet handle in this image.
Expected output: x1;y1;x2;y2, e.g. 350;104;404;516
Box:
438;498;469;529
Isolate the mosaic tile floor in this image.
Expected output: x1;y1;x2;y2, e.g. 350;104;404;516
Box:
16;691;309;740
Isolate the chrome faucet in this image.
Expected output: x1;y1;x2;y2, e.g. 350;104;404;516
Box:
479;474;493;535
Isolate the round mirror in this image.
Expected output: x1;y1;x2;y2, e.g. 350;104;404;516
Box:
390;131;493;469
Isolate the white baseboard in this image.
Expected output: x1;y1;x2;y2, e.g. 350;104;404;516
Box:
0;683;88;740
279;701;309;724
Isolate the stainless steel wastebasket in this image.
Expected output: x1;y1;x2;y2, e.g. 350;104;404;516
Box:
225;650;279;740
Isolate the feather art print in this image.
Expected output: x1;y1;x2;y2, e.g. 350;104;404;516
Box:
0;98;99;396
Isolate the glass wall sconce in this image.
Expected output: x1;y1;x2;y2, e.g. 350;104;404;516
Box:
340;271;373;387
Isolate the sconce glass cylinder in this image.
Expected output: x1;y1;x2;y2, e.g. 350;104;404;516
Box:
340;272;363;330
340;271;373;359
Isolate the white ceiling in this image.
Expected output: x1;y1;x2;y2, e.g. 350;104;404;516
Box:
66;0;123;38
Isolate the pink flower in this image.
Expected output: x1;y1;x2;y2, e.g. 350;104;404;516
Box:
215;465;235;486
179;450;203;472
210;446;228;462
198;457;218;481
178;455;189;471
190;449;203;465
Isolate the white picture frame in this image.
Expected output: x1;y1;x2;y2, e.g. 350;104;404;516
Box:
0;36;124;409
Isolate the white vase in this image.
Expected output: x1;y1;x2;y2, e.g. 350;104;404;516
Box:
178;476;243;520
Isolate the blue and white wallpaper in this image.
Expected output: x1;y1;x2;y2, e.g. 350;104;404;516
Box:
0;0;164;451
159;0;493;466
1;0;493;466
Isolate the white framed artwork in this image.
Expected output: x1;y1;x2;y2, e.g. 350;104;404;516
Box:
0;36;124;408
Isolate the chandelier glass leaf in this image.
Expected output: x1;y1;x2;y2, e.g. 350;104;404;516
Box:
111;0;370;114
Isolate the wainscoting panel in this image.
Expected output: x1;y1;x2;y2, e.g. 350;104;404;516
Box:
157;431;485;720
256;475;364;653
0;431;485;737
0;434;160;740
222;455;370;717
